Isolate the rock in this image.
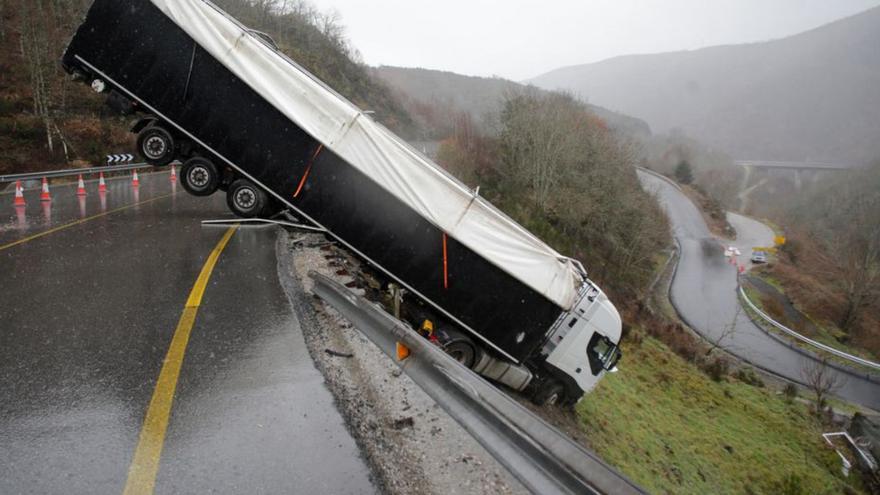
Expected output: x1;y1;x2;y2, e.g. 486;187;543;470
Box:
392;417;415;430
324;348;354;358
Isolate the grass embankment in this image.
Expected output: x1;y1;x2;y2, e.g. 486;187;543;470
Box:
576;336;862;495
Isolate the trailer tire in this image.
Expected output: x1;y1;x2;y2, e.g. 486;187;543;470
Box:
443;338;477;368
137;126;175;166
531;380;564;406
227;179;268;218
180;157;220;197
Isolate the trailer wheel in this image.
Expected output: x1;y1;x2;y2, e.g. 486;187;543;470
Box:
180;157;220;196
227;179;268;218
531;380;564;406
137;126;175;166
443;339;478;368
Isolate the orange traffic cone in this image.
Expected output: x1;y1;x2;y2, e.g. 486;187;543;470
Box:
15;203;27;227
13;180;26;206
132;170;140;187
170;165;177;182
42;200;51;223
98;172;107;192
77;174;87;196
40;177;51;202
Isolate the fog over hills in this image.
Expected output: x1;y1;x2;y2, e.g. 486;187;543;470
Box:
528;6;880;165
373;66;651;137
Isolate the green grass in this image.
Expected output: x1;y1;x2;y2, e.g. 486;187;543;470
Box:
576;337;861;495
754;271;785;293
825;396;863;417
743;285;765;310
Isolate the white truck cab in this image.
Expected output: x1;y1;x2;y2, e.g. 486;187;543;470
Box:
544;281;622;397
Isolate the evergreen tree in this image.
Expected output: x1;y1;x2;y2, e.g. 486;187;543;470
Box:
674;160;694;184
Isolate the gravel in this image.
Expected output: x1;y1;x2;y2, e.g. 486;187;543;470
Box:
276;231;527;495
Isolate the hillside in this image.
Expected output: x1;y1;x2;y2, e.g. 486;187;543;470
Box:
373;66;651;139
0;0;412;175
529;6;880;165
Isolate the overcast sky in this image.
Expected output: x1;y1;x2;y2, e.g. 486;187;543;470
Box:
305;0;880;81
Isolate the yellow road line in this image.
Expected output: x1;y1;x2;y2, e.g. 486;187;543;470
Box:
123;226;238;495
0;193;175;253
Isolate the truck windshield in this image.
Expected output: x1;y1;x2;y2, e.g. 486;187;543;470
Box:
587;333;622;375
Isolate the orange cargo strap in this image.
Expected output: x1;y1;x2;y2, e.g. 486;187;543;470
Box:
442;233;449;289
293;144;324;198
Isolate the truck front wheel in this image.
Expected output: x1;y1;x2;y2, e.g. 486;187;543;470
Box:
227;179;268;218
531;380;564;406
180;157;220;196
137;126;175;166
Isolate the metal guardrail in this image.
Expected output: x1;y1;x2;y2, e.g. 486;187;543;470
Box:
739;286;880;372
309;271;647;495
201;218;327;232
636;167;682;192
0;162;154;183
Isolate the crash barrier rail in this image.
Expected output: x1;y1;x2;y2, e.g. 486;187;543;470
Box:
309;271;647;495
0;162;153;184
739;286;880;372
636;167;683;192
202;218;327;232
823;432;878;475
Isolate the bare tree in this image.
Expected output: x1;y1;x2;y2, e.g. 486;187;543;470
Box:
801;358;842;415
0;0;6;41
705;306;741;357
19;0;52;152
491;90;669;293
797;161;880;336
835;185;880;332
17;0;73;160
499;90;589;211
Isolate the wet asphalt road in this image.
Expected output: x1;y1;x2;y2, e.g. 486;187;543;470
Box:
638;171;880;410
0;172;374;494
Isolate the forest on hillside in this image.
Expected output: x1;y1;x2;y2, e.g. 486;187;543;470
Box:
437;90;670;302
0;0;412;175
778;162;880;356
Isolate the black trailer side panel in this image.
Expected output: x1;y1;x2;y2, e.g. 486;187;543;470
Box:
63;0;565;361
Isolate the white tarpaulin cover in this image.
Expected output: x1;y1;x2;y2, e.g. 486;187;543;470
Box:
151;0;584;309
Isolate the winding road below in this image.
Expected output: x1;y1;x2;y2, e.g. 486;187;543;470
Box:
638;170;880;411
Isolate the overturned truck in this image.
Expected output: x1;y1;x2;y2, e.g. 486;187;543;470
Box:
63;0;622;406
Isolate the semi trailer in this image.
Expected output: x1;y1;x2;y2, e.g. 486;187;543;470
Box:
62;0;622;406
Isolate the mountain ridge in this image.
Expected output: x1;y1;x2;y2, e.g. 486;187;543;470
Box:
373;65;652;138
528;6;880;164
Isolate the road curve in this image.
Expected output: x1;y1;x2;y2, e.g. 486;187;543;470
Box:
0;171;374;493
638;171;880;411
